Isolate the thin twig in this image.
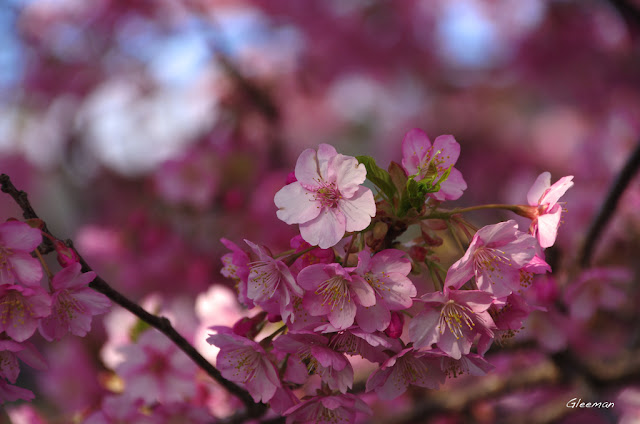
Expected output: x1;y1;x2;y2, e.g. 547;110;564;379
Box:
0;173;266;419
578;141;640;267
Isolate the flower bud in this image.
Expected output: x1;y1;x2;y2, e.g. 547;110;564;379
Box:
54;240;80;267
384;311;405;339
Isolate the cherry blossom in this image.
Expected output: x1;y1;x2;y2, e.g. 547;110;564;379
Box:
0;284;51;342
207;327;281;403
564;267;631;322
274;332;354;393
245;239;303;322
353;249;416;333
0;221;43;287
445;220;539;297
298;262;375;330
409;288;496;359
274;144;376;248
116;329;197;404
366;347;446;399
525;172;574;248
38;263;111;341
401;128;467;201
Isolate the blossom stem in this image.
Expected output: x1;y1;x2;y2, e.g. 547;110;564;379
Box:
0;174;267;419
33;247;53;286
260;324;287;346
429;204;522;218
284;245;317;266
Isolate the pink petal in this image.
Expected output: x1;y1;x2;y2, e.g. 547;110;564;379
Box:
333;155;367;197
296;264;329;290
527;172;551;206
536;207;561;248
299;208;346;249
356;302;390;333
327;301;356;330
349;276;376;307
408;308;440;349
432;167;467;201
317;144;338;181
431;135;461;168
8;252;42;286
376;367;409;400
294;148;322;186
376;274;415;310
478;220;519;246
339;186;375;233
370;250;411;275
540;175;574;206
72;288;111;314
274;182;321;225
0;222;42;252
401;129;431;176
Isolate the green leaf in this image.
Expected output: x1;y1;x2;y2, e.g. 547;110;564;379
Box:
356;155;397;200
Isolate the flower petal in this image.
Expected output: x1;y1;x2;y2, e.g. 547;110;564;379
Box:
299;208;346;249
275;182;321;225
339;186;375;233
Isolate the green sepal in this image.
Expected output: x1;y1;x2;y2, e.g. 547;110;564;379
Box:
356;155;397;200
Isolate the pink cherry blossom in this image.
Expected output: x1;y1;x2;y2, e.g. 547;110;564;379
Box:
284;393;372;424
274;144;376;249
445;220;539;298
245;239;303;322
116;329;197;404
401;128;467;201
298;263;376;330
0;221;43;287
353;249;416;333
0;284;51;342
274;332;354;393
564;267;631;322
207;326;280;403
409;288;496;359
525;172;574;248
38;263;111;341
0;339;47;384
366;347;446;399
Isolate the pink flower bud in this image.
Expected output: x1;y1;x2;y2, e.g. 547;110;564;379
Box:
384;311;405;339
54;240;79;267
232;312;267;339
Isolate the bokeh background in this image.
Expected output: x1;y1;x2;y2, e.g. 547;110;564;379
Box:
1;0;640;423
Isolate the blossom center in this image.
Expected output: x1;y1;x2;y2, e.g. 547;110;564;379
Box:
54;290;85;323
438;300;475;340
364;272;388;297
0;291;31;325
315;276;351;311
417;149;444;181
314;182;342;208
473;246;512;284
397;354;429;384
249;260;281;298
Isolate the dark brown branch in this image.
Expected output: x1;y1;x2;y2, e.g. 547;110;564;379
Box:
0;173;266;419
578;141;640;267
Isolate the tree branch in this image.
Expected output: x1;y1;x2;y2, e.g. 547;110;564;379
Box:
0;173;267;419
578;141;640;267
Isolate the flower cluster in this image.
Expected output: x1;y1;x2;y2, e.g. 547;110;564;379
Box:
0;220;110;404
213;129;574;422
